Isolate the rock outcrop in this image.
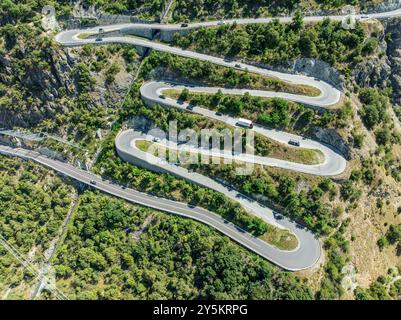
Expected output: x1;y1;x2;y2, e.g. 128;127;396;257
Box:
384;17;401;105
0;38;132;129
0;43;74;128
351;17;401;106
313;127;351;160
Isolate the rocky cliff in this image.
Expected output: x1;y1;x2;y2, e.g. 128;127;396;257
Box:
0;34;133;130
352;17;401;106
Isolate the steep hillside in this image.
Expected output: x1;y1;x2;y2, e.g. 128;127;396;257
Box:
169;0;385;22
0;1;400;301
0;6;140;158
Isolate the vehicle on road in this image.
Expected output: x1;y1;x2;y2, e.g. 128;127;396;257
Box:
90;180;97;185
288;140;300;147
187;105;194;110
159;94;166;99
95;38;103;42
236;118;253;129
153;137;161;143
181;23;188;27
52;16;352;270
216;112;223;116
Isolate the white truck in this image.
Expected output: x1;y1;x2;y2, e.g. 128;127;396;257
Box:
236;118;254;129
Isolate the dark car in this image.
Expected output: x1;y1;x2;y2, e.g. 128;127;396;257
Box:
187;105;194;110
216;112;223;116
181;23;188;27
95;38;103;42
235;64;241;68
159;94;166;99
288;140;300;147
90;180;97;185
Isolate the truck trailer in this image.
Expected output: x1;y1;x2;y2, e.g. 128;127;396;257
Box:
236;118;254;129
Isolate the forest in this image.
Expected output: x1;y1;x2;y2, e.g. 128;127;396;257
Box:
0;156;74;299
53;190;313;300
170;0;375;22
1;0;400;302
172;17;375;68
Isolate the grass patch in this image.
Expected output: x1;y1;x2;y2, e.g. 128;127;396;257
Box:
77;33;94;39
260;225;299;251
135;140;152;152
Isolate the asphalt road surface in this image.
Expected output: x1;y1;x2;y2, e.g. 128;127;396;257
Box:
0;145;321;271
139;81;347;176
51;11;373;270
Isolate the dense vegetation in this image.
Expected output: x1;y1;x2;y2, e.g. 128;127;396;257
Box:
95;129;269;237
0;4;140;155
0;0;165;23
36;44;139;150
189;162;341;236
172;17;376;69
141;51;318;96
53;190;312;299
0;156;74;299
358;88;401;182
1;0;400;302
170;0;378;22
78;0;167;21
0;156;312;299
167;88;349;133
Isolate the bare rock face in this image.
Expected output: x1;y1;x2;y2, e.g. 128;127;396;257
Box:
0;36;132;130
352;54;392;89
314;127;351;160
384;18;401;105
255;58;344;90
290;58;344;90
351;18;401;106
365;0;401;14
351;21;393;91
0;43;75;128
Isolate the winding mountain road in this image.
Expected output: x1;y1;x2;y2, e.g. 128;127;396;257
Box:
0;145;320;271
55;8;401;35
139;81;346;176
47;8;401;269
